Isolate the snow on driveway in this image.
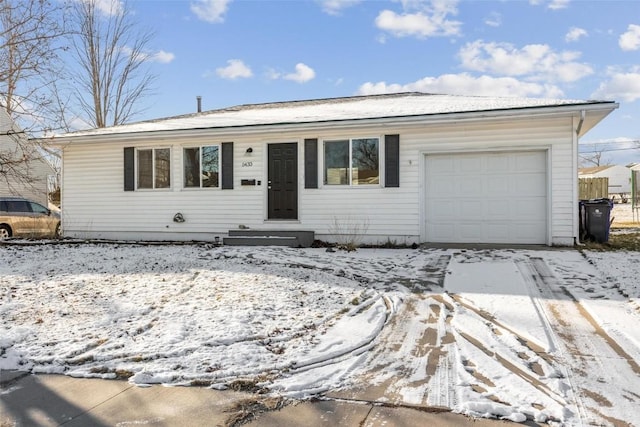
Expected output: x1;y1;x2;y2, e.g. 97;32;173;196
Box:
1;243;638;426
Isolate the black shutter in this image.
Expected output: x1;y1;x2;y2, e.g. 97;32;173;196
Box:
304;138;318;189
124;147;135;191
221;142;234;189
384;134;400;188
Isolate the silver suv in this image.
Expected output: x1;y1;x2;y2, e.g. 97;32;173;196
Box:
0;196;61;240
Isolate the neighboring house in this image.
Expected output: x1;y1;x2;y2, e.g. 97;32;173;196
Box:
49;92;617;246
578;165;631;195
0;108;54;206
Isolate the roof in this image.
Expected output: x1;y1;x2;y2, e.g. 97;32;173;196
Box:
578;165;629;175
579;166;614;174
54;92;617;139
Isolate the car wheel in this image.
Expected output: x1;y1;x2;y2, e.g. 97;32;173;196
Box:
0;225;11;240
54;223;61;239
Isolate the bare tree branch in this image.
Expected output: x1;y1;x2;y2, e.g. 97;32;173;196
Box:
1;0;64;197
579;146;611;168
0;0;67;132
68;0;156;128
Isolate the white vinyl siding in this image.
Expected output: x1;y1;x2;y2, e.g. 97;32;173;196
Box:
60;114;577;245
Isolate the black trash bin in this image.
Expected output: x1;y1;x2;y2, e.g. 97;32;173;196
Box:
580;198;613;243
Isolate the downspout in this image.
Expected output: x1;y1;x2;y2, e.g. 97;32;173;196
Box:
576;109;585;136
573;110;586;245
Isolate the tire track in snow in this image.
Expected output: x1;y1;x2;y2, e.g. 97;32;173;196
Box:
526;256;639;427
327;253;455;408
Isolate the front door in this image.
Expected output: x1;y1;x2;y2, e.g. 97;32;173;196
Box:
268;143;298;220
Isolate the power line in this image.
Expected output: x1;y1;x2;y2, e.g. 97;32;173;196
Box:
580;139;640;146
580;146;640;153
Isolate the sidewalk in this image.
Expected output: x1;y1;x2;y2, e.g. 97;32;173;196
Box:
1;371;511;426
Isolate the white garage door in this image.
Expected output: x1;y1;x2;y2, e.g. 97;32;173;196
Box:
425;151;547;244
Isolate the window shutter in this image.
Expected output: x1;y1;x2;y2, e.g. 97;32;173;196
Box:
384;134;400;188
221;142;234;189
304;138;318;189
124;147;135;191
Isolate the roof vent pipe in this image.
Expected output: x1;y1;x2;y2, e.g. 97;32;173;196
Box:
197;96;202;113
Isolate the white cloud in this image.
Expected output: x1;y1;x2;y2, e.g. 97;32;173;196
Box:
191;0;231;23
265;68;281;80
283;63;316;83
591;71;640;102
484;12;502;28
145;50;175;64
375;0;461;39
548;0;570;10
318;0;361;15
216;59;253;80
357;73;564;98
529;0;569;10
74;0;123;16
566;27;587;42
619;24;640;51
458;40;593;83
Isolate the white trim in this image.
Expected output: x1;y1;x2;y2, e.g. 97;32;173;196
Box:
135;147;172;191
180;144;221;189
320;136;382;188
572;115;580;244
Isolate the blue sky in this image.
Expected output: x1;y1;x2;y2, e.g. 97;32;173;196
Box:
119;0;639;164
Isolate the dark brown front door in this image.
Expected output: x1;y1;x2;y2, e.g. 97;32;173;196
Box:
268;143;298;219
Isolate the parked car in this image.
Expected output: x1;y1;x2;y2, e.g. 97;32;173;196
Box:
0;196;61;240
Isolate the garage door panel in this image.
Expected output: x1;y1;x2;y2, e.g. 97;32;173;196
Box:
486;224;511;240
515;152;545;171
487;176;509;193
458;177;483;195
428;200;456;219
487;155;511;172
425;151;547;244
427;176;456;195
459;157;482;173
487;200;511;217
513;199;546;218
429;156;456;174
514;173;546;195
458;224;484;240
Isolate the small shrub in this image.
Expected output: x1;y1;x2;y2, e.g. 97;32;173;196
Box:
328;215;370;250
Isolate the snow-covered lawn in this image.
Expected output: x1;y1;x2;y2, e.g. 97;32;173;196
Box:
1;243;638;426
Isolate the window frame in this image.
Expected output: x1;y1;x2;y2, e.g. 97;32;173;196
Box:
136;147;172;190
182;144;221;189
323;137;381;187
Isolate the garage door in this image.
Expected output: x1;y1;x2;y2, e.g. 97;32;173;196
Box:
424;151;547;244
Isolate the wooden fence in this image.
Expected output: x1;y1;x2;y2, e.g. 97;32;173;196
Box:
579;177;608;200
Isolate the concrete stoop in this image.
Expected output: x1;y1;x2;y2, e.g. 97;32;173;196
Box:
224;230;315;248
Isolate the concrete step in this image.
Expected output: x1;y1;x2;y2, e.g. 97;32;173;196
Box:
227;230;314;247
223;236;300;247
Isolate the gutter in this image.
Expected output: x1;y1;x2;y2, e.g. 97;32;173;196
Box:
42;102;618;146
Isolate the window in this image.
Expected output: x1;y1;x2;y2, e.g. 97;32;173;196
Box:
324;138;379;185
29;202;49;215
137;148;170;189
184;145;220;188
6;200;30;212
